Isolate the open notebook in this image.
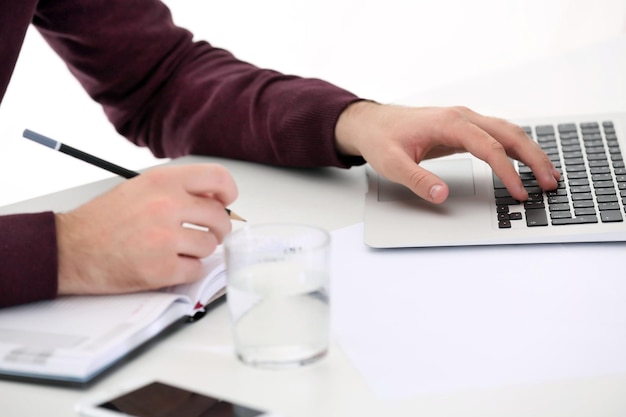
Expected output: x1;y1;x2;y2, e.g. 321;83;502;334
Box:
0;249;226;387
364;112;626;248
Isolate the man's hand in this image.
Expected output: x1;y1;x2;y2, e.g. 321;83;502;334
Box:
335;101;560;203
55;164;238;295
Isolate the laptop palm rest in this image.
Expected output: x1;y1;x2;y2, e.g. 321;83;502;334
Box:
377;159;476;202
364;156;496;248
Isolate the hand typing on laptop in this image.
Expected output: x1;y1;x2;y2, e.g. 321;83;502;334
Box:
335;101;561;203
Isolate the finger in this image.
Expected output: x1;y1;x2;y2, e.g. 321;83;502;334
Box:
181;197;232;242
443;119;528;201
143;164;239;207
385;153;450;203
180;164;238;206
172;256;206;285
469;113;560;188
176;227;219;259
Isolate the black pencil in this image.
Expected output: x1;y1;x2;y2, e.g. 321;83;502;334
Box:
22;129;245;222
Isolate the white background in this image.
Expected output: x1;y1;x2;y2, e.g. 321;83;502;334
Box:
1;0;625;206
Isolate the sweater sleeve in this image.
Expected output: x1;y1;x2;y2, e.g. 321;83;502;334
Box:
32;0;366;168
2;1;364;308
0;212;58;307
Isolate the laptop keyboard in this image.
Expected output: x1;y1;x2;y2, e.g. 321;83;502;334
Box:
494;120;626;229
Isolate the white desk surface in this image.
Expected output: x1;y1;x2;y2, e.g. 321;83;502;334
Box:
2;33;626;417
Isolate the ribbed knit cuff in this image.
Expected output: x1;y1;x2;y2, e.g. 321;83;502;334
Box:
0;211;58;307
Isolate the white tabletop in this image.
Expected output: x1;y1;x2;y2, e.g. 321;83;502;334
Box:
2;4;626;416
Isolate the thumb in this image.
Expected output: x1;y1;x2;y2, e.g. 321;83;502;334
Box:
396;161;449;204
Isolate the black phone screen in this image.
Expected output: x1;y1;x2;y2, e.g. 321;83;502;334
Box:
97;381;265;417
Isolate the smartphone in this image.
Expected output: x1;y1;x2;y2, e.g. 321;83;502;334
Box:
75;380;282;417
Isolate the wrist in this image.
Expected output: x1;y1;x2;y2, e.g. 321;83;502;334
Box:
55;212;88;295
335;100;381;157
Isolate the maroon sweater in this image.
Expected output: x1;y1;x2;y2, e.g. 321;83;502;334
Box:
0;0;362;307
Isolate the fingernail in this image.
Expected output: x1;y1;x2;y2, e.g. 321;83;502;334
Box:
429;184;444;201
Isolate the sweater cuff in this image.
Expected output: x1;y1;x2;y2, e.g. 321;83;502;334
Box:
272;83;367;169
0;212;58;308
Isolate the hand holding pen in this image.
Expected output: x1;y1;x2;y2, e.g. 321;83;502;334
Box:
22;129;242;295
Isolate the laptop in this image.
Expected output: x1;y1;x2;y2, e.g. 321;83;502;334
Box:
364;112;626;248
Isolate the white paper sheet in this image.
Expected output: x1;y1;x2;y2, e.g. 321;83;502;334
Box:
330;223;626;398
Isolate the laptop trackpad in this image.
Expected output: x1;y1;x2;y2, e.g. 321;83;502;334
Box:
378;158;476;201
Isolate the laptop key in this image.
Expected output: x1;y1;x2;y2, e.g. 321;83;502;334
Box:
568;178;589;186
573;200;595;208
494;189;512;198
593;180;615;188
595;188;618;196
570;185;592;193
600;210;623;223
596;194;618;203
552;216;599;225
550;211;572;219
574;207;597;216
548;203;570;211
567;171;589;179
525;200;546;209
546;189;567;197
498;219;512;229
525;208;549;226
496;197;519;205
547;195;569;204
497;205;509;214
591;167;611;174
598;202;621;211
592;173;613;181
524;186;543;194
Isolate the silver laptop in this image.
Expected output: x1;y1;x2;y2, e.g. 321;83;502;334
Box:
364;112;626;248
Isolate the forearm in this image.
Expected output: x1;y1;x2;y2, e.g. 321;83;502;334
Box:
34;0;364;168
124;45;364;167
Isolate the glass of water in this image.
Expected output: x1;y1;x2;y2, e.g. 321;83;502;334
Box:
224;224;331;369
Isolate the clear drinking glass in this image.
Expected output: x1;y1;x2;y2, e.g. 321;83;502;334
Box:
224;224;331;369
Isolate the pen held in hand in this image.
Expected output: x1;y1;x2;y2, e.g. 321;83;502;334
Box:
22;129;246;222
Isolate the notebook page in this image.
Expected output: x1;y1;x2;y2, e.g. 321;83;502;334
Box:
0;292;187;379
